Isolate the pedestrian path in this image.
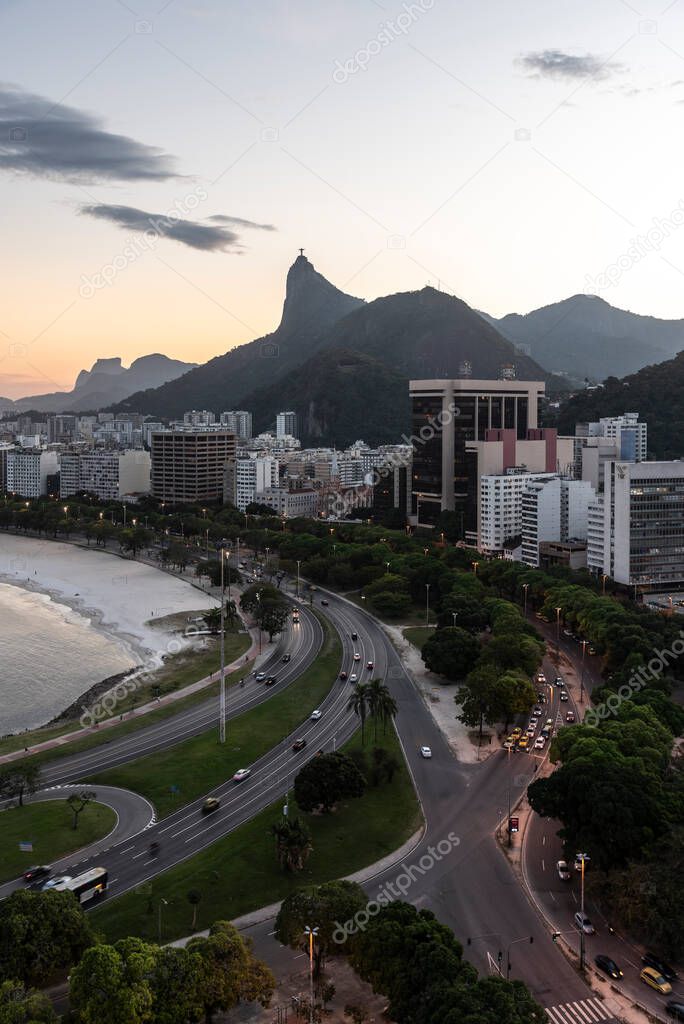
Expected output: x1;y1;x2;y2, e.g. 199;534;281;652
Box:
546;997;616;1024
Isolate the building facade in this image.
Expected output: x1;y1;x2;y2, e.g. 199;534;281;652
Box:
6;449;59;498
220;410;252;440
151;430;236;503
276;411;297;439
60;450;151;500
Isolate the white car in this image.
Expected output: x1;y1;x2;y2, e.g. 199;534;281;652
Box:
255;672;266;682
534;736;546;749
574;911;595;935
557;860;571;881
528;716;539;727
232;768;251;783
41;875;72;891
353;653;361;661
349;673;358;682
420;746;432;758
310;709;322;720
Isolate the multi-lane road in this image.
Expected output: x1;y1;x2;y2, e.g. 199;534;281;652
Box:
5;565;630;1020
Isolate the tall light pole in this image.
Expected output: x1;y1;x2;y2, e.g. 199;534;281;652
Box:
219;550;226;744
580;640;587;704
507;744;512;847
158;898;168;943
576;853;590;970
601;573;608;596
385;560;391;574
296;560;301;598
451;611;458;627
425;583;431;627
555;606;562;663
304;925;319;1024
522;582;529;618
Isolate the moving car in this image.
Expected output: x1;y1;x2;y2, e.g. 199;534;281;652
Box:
351;632;358;641
511;727;523;739
232;769;251;783
528;716;539;727
23;865;51;883
534;736;546;749
353;653;361;661
574;911;595;935
533;705;542;716
640;967;672;994
537;691;546;703
366;661;373;670
526;726;535;737
292;738;307;752
264;675;277;686
537;672;546;684
310;709;322;720
255;672;266;682
282;653;291;663
666;1002;684;1020
560;691;569;702
556;860;571;880
201;797;221;814
517;735;530;750
321;599;329;606
503;737;516;749
339;671;348;681
566;711;575;723
642;953;678;982
554;676;564;686
349;673;358;682
41;875;72;891
588;645;597;655
420;746;432;758
594;955;623;979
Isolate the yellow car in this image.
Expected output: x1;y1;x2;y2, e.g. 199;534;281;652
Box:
517;735;530;751
511;727;523;739
640;967;672;994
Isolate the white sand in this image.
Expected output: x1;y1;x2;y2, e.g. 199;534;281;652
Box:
0;533;217;664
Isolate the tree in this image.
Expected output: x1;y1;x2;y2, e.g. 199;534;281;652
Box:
0;890;97;986
0;980;57;1023
422;627;480;681
347;683;371;745
186;920;275;1021
275;880;367;975
66;790;96;830
259;599;289;640
369;746;401;786
366;679;398;741
367;591;412;618
69;937;156;1024
294;752;366;813
455;664;501;741
495;671;537;732
203;608;221;634
148;945;206;1024
0;763;40;808
187;890;202;931
270;817;313;872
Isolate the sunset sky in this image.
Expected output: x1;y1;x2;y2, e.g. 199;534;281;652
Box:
3;0;684;398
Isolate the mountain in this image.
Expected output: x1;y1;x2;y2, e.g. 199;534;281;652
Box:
115;255;552;444
481;295;684;382
552;351;684;459
115;254;366;418
12;354;197;413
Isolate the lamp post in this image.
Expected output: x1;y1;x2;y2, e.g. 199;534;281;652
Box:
296;560;301;598
385;561;391;574
555;606;562;663
576;853;590;970
472;560;479;575
304;925;319;1023
522;582;529;618
219;550;226;744
580;640;587;704
158;898;168;943
451;611;458;627
601;573;608;596
425;583;431;627
507;744;512;847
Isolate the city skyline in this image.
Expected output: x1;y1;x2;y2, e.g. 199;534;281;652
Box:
5;0;684;398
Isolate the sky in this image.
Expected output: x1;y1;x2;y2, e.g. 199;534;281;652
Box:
3;0;684;398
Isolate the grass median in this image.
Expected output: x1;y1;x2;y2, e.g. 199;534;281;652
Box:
0;801;117;883
403;626;435;651
86;615;338;818
91;725;422;943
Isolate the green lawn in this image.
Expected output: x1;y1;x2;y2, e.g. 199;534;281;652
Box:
0;627;250;759
87;617;340;818
403;626;435;651
0;801;117;883
91;726;422;943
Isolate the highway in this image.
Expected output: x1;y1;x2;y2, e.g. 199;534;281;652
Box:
3;565;627;1018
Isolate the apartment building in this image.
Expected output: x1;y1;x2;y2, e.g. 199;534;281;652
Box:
223;455;278;510
60;450;151;500
6;449;59;498
151;430;236;503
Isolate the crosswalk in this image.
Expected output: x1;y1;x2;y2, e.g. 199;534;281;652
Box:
546;997;615;1024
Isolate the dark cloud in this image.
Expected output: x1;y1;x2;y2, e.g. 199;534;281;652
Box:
80;203;275;251
519;50;624;82
0;83;177;182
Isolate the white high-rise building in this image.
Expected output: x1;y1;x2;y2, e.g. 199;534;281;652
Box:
576;412;647;465
6;449;59;498
521;477;595;567
220;410;252;440
60;450;151;500
224;455;279;510
276;411;297;439
479;470;556;553
183;410;216;427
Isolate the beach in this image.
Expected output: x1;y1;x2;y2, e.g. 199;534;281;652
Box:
0;534;217;734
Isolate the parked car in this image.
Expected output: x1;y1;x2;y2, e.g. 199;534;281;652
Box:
588;645;597;655
595;955;623;979
310;709;322;720
642;953;678;982
201;797;221;814
23;865;51;883
232;768;251;783
292;738;307;752
420;746;432;758
556;860;571;880
666;1001;684;1020
640;967;672;994
574;911;595;935
563;628;573;637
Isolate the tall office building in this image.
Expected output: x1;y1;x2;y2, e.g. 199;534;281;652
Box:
409;378;549;534
220;410;252;440
276;411;297;439
151;430;235;502
588;460;684;590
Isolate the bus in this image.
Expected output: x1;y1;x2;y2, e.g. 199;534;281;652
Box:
53;867;108;905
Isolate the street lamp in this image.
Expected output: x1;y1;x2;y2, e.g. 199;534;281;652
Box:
304;925;319;1024
576;853;590;970
522;582;529;618
472;560;479;575
451;611;458;627
425;583;431;627
555;606;562;663
158;897;168;943
601;573;608;596
580;640;587;703
296;560;301;598
385;561;391;574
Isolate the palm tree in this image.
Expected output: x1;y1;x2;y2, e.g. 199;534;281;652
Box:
367;679;398;741
270;817;312;871
347;682;371;745
187;890;202;930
